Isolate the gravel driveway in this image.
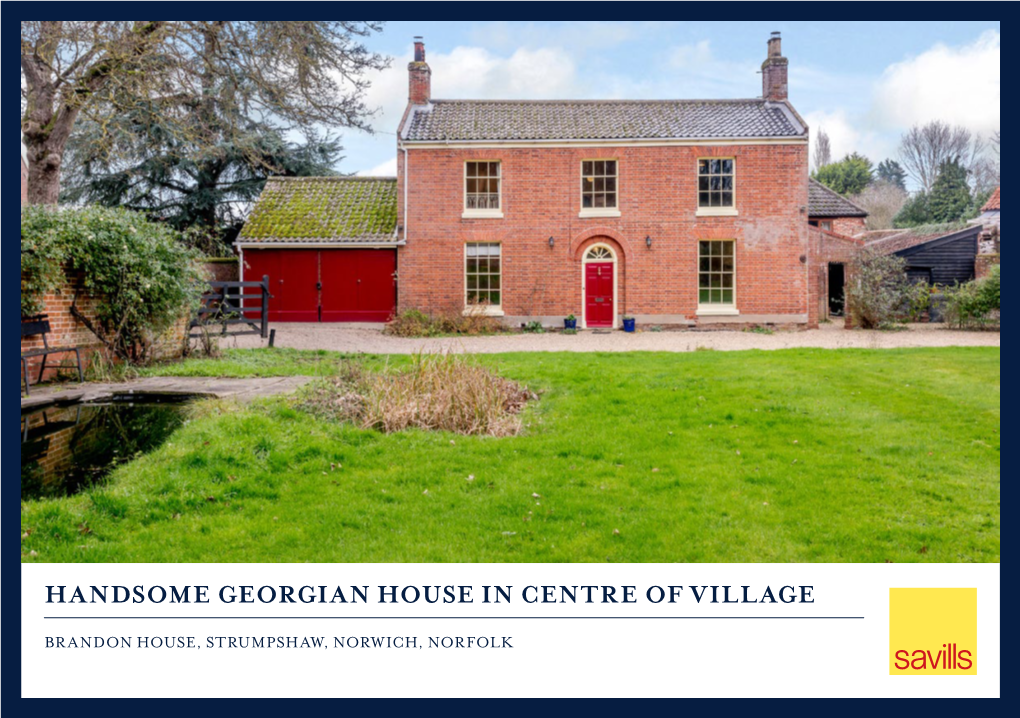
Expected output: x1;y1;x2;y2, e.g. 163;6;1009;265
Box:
225;323;1000;355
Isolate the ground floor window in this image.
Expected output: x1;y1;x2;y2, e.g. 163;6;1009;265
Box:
698;240;735;306
466;243;502;308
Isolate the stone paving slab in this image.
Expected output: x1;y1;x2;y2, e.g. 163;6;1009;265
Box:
21;376;313;412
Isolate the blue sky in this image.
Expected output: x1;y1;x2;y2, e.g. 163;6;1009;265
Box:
343;20;1000;181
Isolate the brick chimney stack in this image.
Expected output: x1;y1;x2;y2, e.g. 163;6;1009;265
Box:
762;31;789;102
408;37;431;105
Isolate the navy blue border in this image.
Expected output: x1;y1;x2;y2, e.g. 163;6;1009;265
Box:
9;5;1005;711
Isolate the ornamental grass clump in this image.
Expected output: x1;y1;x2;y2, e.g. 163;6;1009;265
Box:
304;353;536;437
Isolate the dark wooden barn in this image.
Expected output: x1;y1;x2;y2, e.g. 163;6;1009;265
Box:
893;225;980;286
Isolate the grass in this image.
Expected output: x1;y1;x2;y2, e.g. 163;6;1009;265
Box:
21;347;999;563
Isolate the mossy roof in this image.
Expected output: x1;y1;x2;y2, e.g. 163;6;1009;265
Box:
239;177;399;244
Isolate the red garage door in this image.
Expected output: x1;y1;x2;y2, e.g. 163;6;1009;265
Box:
243;249;396;323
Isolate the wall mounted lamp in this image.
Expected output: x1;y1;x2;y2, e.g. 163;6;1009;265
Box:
646;235;653;249
548;236;555;248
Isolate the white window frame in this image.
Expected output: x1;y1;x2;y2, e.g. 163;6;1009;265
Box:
696;157;739;218
464;242;504;316
580;243;619;330
463;161;504;219
697;239;739;316
579;159;622;219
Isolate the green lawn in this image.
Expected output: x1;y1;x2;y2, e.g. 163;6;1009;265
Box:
22;348;1000;563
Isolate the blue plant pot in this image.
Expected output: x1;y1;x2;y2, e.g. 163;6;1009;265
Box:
623;318;636;333
564;319;577;330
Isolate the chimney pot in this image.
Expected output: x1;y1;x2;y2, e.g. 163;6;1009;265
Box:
762;32;789;102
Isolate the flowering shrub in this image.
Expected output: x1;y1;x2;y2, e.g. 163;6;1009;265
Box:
20;206;202;363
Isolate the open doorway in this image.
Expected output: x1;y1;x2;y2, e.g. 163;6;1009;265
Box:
828;263;846;317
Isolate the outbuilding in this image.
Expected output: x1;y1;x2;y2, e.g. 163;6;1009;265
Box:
235;177;400;323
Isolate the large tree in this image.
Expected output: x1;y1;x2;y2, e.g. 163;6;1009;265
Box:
897;121;984;194
927;158;972;224
813;152;873;197
876;159;907;192
62;122;345;253
21;21;388;206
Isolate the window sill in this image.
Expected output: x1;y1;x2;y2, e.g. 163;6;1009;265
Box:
697;307;739;317
579;209;622;219
696;207;739;218
462;210;504;220
464;306;505;318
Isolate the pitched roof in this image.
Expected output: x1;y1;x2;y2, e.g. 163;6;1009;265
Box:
860;223;977;255
238;177;399;245
808;178;868;218
982;187;1000;212
402;99;807;143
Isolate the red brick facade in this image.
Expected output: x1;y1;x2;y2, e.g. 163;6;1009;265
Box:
810;216;866;237
397;143;813;327
395;36;815;329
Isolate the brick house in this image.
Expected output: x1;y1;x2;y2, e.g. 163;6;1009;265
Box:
808;178;868;236
240;33;818;329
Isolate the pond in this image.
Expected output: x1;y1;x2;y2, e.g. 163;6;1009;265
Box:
20;397;191;501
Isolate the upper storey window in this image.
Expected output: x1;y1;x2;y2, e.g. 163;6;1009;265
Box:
464;161;502;218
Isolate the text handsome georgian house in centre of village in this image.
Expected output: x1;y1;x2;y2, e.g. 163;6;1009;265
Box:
238;33;831;328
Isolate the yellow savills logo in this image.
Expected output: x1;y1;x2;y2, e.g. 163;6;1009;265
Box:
889;588;977;675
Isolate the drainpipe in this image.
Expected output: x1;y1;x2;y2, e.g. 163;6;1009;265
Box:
400;143;410;244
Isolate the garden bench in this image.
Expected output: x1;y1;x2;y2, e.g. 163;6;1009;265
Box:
21;315;84;396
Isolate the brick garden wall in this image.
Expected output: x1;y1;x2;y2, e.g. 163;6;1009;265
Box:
398;142;814;328
21;269;189;385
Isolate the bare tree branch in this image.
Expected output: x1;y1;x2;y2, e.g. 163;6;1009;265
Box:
898;120;985;193
21;21;389;205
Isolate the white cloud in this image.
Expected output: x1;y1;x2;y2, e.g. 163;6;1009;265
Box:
359;44;579;136
805;109;896;168
358;158;398;177
872;30;1000;136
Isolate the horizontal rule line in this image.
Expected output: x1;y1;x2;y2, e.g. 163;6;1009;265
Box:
43;616;865;620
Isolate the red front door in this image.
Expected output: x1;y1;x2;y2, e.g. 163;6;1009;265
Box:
585;262;615;327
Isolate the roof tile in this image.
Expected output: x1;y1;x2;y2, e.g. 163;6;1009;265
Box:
982;187;1000;212
404;99;806;142
808;179;868;218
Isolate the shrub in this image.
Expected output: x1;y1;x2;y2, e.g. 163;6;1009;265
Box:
943;268;1000;329
302;353;536;437
385;308;503;338
21;206;202;363
845;250;910;329
904;281;934;322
